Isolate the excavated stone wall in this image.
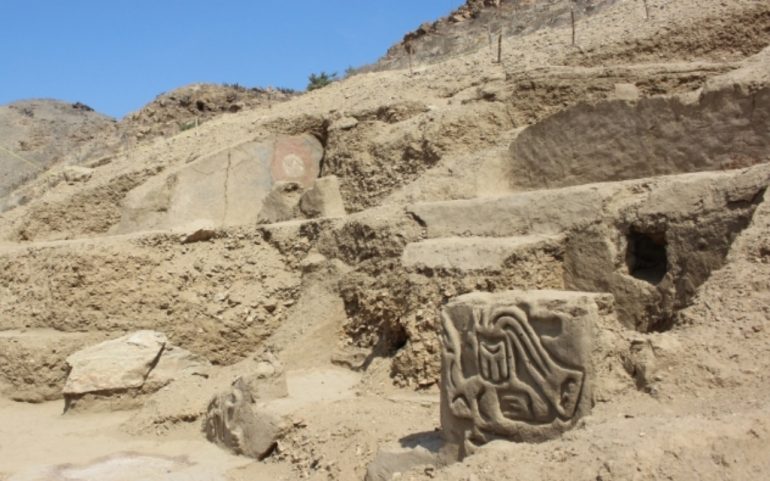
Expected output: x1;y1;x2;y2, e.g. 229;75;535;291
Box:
0;231;300;368
508;84;770;189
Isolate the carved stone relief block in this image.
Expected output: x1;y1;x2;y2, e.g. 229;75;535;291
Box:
441;290;607;454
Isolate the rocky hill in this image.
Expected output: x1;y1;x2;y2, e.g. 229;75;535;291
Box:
0;84;295;213
0;0;769;480
364;0;619;71
0;99;114;200
120;83;296;143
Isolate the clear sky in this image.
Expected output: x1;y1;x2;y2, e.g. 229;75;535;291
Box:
1;1;464;119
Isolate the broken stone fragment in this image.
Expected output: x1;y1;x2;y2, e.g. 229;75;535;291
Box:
330;116;359;131
62;330;210;412
614;83;641;101
299;175;346;219
61;166;94;184
257;181;305;224
257;175;347;223
330;344;370;371
236;353;289;400
299;251;328;273
624;332;682;393
203;360;289;460
178;220;217;244
440;290;624;456
64;330;167;397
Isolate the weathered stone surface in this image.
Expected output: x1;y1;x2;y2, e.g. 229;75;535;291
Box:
299;175;347;219
115;134;323;233
508;84;770;189
234;353;289;401
61;166;94;184
402;235;562;271
613;83;641;101
440;290;613;454
204;375;288;460
408;183;613;238
299;251;329;273
257;181;304;224
270;135;323;187
365;432;450;481
330;116;359;131
64;330;167;396
144;344;210;391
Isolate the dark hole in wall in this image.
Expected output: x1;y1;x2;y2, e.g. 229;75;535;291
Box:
626;228;668;284
387;323;409;354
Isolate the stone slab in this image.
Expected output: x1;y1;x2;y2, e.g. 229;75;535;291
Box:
64;330;167;396
115;134;323;233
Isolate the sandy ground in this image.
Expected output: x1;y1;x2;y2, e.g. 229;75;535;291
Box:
0;367;373;481
0;398;247;480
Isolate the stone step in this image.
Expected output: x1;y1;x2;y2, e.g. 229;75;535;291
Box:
401;235;563;271
407;182;622;238
406;168;753;239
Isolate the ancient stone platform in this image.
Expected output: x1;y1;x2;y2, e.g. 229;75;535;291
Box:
440;290;611;455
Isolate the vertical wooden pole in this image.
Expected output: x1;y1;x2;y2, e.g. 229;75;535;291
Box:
571;7;576;46
496;0;503;63
405;42;414;75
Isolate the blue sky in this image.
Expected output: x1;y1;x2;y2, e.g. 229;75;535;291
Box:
1;1;464;118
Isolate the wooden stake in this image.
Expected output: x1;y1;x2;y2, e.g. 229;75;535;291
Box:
497;33;503;63
571;7;576;46
405;42;414;75
408;51;413;75
495;0;502;63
